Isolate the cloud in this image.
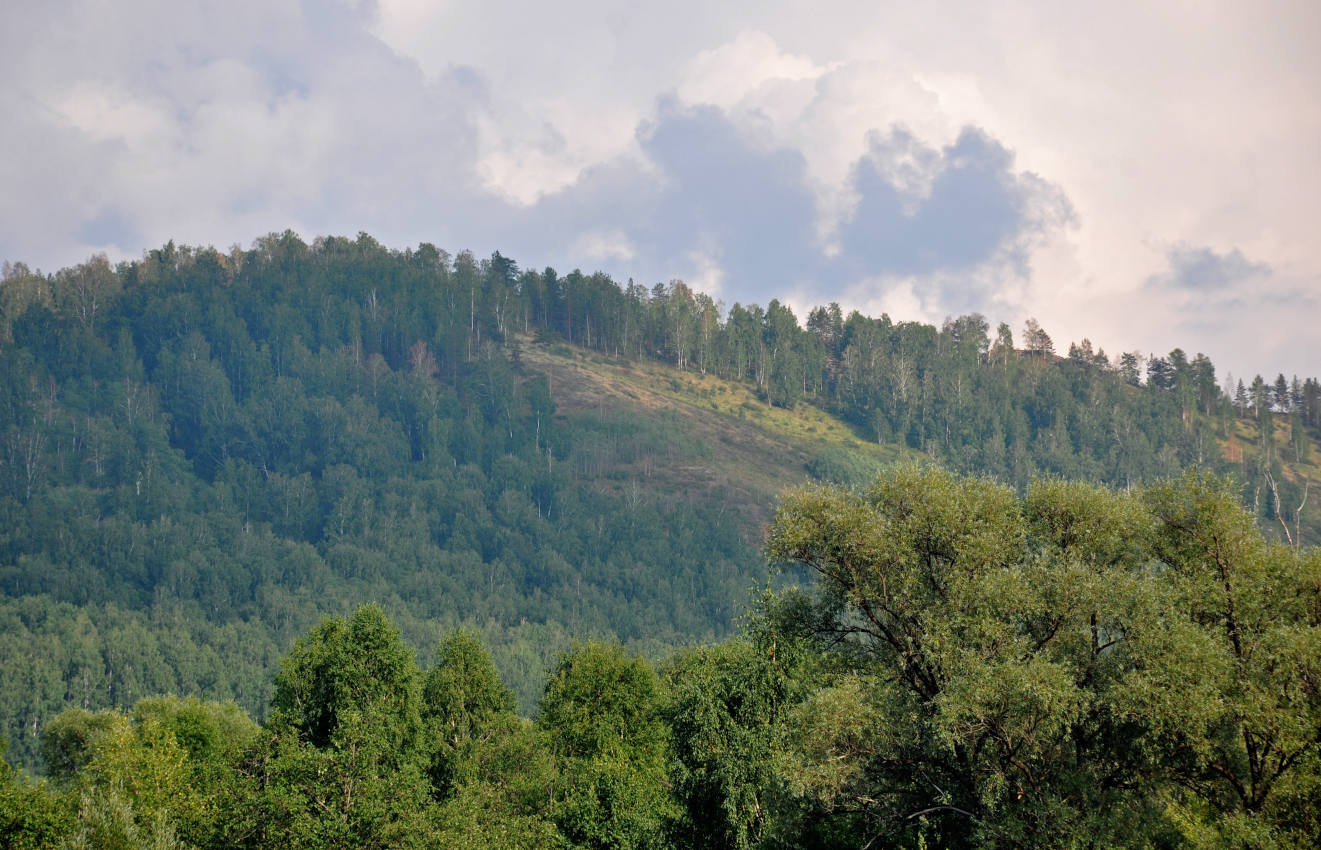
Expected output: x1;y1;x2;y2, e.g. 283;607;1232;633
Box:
3;2;1318;378
636;102;824;302
77;208;142;254
843;127;1073;277
492;101;827;304
1148;244;1272;292
486;97;1075;321
676;30;827;113
572;229;636;264
0;0;489;265
835;126;1074;314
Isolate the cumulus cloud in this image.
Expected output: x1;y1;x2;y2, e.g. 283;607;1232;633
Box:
635;103;824;303
572;229;636;264
0;0;488;265
841;128;1075;301
504;97;1075;320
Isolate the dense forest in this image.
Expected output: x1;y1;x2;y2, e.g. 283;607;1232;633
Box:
4;467;1318;848
1;233;1319;846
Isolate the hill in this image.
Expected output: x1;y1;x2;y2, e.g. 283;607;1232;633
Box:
0;233;1318;771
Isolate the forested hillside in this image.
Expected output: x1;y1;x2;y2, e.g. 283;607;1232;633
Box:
4;468;1317;848
1;232;1318;779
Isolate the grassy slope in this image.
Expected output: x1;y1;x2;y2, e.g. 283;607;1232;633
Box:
519;339;907;526
1223;416;1321;545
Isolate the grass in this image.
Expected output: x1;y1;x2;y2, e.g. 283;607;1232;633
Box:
517;337;908;526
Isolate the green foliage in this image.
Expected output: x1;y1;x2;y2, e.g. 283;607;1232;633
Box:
430;781;564;849
0;237;771;765
423;628;519;795
425;629;519;737
131;695;259;767
421;632;562;843
61;785;187;850
804;446;888;489
224;606;435;848
0;734;72;850
765;465;1320;848
662;635;813;850
39;709;122;783
538;642;678;849
34;699;251;848
4;233;1318;773
270;604;424;759
2;235;1320;847
1137;472;1321;844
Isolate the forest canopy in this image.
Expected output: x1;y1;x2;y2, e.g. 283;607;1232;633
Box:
3;466;1317;848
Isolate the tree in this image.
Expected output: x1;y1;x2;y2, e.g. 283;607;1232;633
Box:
422;629;517;796
1250;375;1270;417
763;299;803;408
1147;355;1175;390
132;695;258;780
227;605;434;848
1022;317;1054;357
990;322;1015;370
764;464;1321;847
1;734;70;850
664;638;810;850
423;631;560;845
806;303;844;359
1067;338;1094;366
537;642;677;849
269;603;423;756
1192;353;1218;415
1141;473;1321;844
1273;373;1292;412
766;466;1153;845
53;255;120;332
39;709;122;782
1120;351;1144;386
38;708;210;848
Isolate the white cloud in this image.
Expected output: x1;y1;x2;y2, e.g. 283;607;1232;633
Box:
2;0;1318;377
573;229;636;264
677;30;828;111
684;250;726;300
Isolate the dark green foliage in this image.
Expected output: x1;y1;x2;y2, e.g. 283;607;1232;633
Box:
38;709;122;782
805;445;887;489
4;526;1315;849
2;233;1319;848
34;698;259;848
423;628;519;795
422;633;562;843
663;636;813;850
0;237;772;768
270;604;424;760
538;642;678;849
0;735;71;849
226;606;434;848
131;695;259;766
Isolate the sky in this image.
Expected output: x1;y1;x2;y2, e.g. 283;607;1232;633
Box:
3;0;1319;381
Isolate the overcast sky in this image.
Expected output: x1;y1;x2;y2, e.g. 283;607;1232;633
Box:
3;0;1318;379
